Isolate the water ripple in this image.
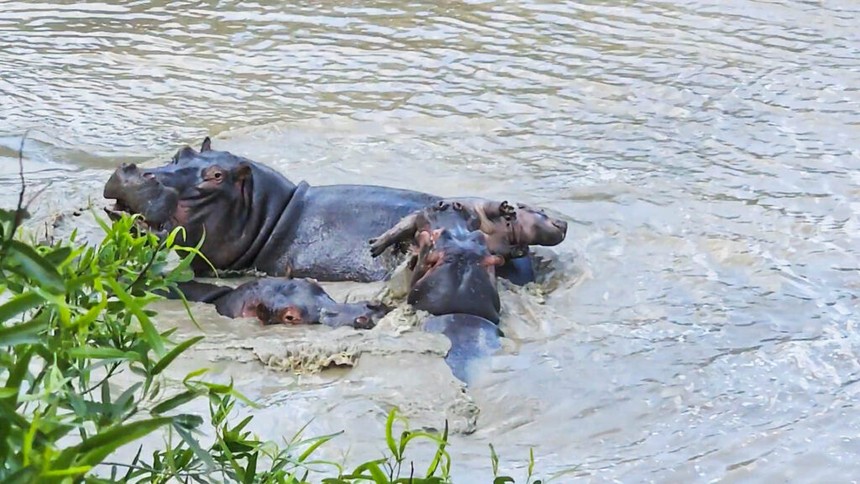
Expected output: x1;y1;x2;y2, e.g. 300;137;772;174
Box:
2;0;860;480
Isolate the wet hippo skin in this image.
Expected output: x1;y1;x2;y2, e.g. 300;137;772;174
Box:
370;198;568;261
103;138;553;284
423;314;503;384
170;278;388;329
406;227;505;323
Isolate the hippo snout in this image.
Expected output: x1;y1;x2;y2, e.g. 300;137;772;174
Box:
553;219;568;235
104;163;142;199
353;315;372;329
103;163;180;226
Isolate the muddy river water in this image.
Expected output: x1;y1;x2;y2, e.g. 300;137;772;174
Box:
2;0;860;481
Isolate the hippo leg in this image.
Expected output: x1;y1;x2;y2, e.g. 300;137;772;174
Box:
369;211;420;257
496;253;536;286
423;314;503;384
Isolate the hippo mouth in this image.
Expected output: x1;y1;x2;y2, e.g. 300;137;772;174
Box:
103;163;180;233
103;201;172;234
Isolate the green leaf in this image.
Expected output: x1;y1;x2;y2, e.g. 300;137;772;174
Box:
114;382;142;415
0;317;48;346
245;451;258;484
173;413;204;430
298;432;341;463
41;246;75;268
175;424;217;471
494;478;515;484
151;391;199;415
528;447;536;481
66;347;139;361
57;417;172;468
0;291;43;323
351;460;390;483
385;408;399;460
105;279;165;357
490;443;500;476
41;465;93;478
7;240;65;293
4;345;33;393
72;297;107;330
151;335;204;376
425;420;449;477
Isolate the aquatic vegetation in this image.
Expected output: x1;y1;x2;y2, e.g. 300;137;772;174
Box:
0;167;557;482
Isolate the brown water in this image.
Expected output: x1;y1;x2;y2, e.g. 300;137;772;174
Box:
3;0;860;481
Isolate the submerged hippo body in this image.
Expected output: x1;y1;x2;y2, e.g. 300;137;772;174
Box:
173;278;388;329
423;314;503;383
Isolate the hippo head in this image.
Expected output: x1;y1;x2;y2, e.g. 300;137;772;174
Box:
510;203;568;248
440;199;568;259
103;138;295;272
476;201;567;259
319;301;390;330
407;226;504;323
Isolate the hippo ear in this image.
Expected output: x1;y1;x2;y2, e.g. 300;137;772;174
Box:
174;146;198;162
233;162;252;181
201;137;212;152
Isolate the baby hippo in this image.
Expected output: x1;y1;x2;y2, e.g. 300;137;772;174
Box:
407;226;505;323
369;198;567;261
173;278;388;329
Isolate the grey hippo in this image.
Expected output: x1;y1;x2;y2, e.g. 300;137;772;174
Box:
423;314;503;383
102;138;568;284
170;278;389;329
401;225;509;382
406;226;504;323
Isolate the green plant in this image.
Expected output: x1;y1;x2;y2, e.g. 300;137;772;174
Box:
0;203;207;482
0;137;562;483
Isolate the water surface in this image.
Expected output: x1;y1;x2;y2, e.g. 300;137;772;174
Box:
2;0;860;481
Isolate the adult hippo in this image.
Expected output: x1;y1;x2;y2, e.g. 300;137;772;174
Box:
103;138;564;283
104;138;439;282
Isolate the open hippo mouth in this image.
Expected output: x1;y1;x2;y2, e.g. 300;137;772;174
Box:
103;163;180;233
